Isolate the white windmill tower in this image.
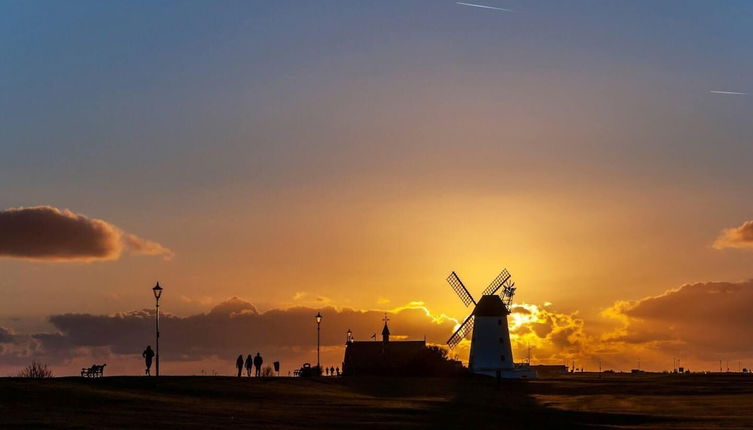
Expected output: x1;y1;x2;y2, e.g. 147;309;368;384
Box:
446;269;535;378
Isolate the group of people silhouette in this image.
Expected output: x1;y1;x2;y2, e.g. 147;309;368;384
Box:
236;353;264;377
324;366;340;376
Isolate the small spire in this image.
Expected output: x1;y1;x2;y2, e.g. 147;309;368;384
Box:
382;313;390;342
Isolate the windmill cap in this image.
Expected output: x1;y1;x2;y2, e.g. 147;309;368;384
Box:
473;295;509;316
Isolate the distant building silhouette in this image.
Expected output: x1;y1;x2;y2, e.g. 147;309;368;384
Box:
342;315;463;377
529;364;567;377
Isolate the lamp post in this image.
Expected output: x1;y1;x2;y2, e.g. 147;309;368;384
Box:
346;328;352;344
315;312;322;370
152;282;163;377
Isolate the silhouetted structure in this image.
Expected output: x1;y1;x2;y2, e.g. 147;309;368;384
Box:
81;364;106;378
253;352;263;377
446;270;536;379
295;362;320;377
342;316;463;376
236;355;244;377
143;346;155;376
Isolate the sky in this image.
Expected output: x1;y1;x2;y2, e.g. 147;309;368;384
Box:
1;0;753;375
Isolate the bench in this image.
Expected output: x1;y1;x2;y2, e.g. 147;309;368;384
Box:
81;364;106;378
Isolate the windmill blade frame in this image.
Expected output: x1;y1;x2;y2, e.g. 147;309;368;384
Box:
447;313;475;349
481;269;512;296
447;271;476;306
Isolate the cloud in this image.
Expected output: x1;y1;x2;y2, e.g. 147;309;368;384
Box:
0;206;172;261
208;297;258;316
0;327;15;343
709;90;749;96
292;291;332;304
603;280;753;360
507;303;591;362
713;220;753;250
0;298;456;373
9;281;753;374
456;2;512;12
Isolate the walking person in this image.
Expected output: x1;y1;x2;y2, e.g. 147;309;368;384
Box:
245;354;253;377
143;345;155;376
236;354;244;377
253;352;263;377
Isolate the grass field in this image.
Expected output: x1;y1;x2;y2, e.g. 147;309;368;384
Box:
1;373;752;429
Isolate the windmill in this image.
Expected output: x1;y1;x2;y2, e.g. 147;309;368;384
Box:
446;269;533;378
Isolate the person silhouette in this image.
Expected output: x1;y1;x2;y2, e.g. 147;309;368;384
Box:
245;354;253;377
253;352;263;377
236;355;244;377
325;367;329;376
336;367;340;376
330;366;335;376
143;346;155;376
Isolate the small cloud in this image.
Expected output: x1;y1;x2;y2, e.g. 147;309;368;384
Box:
456;2;511;12
0;327;16;343
0;206;172;262
208;297;258;317
292;292;331;304
713;220;753;250
376;297;391;305
122;233;174;260
709;90;748;96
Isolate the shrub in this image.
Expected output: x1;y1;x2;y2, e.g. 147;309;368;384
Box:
18;361;53;378
261;365;275;377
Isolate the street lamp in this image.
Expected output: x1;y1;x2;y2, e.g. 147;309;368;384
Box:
152;282;163;377
346;328;352;344
315;312;322;370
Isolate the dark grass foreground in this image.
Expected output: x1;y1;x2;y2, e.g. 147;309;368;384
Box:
1;374;752;429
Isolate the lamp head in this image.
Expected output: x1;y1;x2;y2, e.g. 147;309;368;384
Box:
152;282;163;299
315;312;322;324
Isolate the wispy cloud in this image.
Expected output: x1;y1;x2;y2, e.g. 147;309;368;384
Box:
713;219;753;250
709;90;748;96
456;2;511;12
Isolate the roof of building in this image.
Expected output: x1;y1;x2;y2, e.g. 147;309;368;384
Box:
474;294;509;316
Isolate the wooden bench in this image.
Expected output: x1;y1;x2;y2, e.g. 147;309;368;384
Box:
81;364;106;378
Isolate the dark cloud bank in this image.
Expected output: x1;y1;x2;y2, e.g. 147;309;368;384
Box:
0;206;172;261
4;281;753;373
0;299;455;369
608;280;753;359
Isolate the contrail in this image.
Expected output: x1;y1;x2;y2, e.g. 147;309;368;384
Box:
456;2;512;12
709;90;748;96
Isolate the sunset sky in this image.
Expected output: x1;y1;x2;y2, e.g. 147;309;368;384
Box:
2;0;753;375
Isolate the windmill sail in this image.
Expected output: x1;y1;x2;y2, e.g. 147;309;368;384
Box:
481;269;512;297
447;314;475;349
447;271;476;306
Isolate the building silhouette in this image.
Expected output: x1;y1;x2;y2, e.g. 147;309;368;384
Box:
342;315;432;376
